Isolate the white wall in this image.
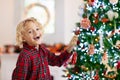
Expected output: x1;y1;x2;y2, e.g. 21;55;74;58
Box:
0;0;83;46
64;0;83;44
0;0;15;46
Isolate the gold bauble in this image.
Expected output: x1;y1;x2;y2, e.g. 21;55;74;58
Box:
86;67;89;71
109;23;112;26
95;38;99;42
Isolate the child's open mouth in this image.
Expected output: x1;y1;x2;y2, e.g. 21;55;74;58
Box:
34;36;40;40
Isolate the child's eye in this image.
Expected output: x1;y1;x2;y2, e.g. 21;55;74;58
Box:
28;30;32;34
36;28;39;31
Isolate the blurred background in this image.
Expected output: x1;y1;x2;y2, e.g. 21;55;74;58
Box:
0;0;82;80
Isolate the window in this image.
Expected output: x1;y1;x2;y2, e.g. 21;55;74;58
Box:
24;0;55;33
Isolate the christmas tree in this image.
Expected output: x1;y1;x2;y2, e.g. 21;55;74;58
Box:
63;0;120;79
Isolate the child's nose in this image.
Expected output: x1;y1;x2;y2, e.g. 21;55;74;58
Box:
33;30;38;36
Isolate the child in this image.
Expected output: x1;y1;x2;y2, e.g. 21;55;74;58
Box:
12;17;78;80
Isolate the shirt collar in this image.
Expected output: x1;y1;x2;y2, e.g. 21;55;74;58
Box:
23;42;40;50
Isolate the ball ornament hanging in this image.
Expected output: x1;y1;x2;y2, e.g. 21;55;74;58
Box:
101;18;109;23
88;0;95;6
67;74;71;78
106;10;118;21
116;60;120;70
74;29;80;35
80;18;91;29
71;52;77;65
109;0;118;5
90;26;95;32
77;40;80;45
95;38;99;42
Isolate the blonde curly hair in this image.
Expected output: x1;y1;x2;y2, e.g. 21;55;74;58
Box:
16;17;44;48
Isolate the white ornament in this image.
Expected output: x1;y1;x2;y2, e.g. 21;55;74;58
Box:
114;12;119;19
106;10;119;21
106;10;114;21
109;0;118;5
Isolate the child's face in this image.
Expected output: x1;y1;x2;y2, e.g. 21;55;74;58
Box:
22;21;42;46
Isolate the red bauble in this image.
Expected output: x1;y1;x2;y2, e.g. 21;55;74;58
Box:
101;18;109;23
116;60;120;70
111;30;115;34
94;74;99;80
90;26;95;32
77;40;80;45
71;52;77;65
88;0;95;2
88;0;95;6
67;74;71;78
74;29;80;35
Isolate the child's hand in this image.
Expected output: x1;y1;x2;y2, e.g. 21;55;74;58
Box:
66;35;78;53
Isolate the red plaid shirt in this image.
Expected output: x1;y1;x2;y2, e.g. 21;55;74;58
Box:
12;43;72;80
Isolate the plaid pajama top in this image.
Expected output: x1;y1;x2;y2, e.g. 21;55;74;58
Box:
12;43;72;80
